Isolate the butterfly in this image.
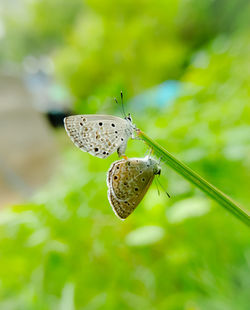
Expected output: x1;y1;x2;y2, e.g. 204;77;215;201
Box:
107;156;161;219
64;114;136;158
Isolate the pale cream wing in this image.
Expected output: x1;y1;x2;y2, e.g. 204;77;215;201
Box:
64;115;131;158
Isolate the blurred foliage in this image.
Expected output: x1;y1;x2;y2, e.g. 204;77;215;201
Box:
54;0;250;101
149;31;250;207
0;0;250;309
1;0;249;100
0;144;249;309
0;0;83;62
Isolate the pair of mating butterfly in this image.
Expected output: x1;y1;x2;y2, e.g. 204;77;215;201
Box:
64;107;162;219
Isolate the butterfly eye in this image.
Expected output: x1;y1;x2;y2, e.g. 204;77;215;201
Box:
156;169;161;175
126;113;132;122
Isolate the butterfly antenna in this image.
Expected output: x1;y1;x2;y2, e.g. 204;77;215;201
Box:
114;97;124;117
143;147;151;158
157;177;171;198
154;178;161;196
120;91;127;118
148;148;154;158
157;156;162;165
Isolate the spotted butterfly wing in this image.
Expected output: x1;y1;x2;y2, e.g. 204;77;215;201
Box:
64;115;134;158
107;157;161;219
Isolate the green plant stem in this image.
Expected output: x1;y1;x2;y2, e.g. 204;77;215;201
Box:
137;130;250;227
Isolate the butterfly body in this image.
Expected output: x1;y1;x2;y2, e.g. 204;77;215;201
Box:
64;114;136;158
107;157;161;219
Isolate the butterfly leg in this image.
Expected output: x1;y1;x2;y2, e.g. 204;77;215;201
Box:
133;128;143;140
131;130;142;140
131;136;142;141
157;156;162;165
117;141;128;158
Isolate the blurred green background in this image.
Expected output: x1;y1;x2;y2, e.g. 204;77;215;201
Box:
0;0;249;309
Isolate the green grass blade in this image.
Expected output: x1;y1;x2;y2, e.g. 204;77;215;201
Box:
137;130;250;226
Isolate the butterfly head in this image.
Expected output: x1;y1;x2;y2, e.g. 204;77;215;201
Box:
152;160;161;176
125;113;137;131
125;113;132;122
155;167;161;175
145;157;161;176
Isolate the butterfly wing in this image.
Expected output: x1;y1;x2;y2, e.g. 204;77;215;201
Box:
107;158;156;219
64;115;131;158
